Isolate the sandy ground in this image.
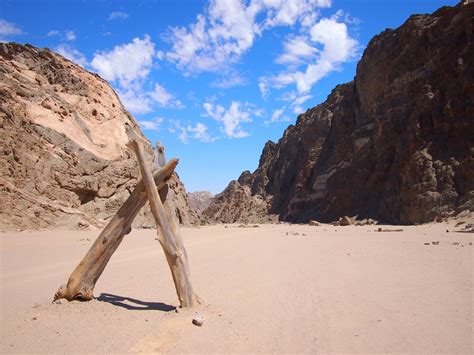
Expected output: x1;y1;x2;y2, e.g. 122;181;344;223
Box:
0;222;472;353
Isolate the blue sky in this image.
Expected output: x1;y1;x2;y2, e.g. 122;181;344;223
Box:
1;0;457;194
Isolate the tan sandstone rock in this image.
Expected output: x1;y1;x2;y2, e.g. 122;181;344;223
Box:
0;43;198;231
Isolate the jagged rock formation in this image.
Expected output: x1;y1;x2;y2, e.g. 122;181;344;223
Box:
0;43;197;231
203;181;277;224
204;2;474;225
187;191;214;214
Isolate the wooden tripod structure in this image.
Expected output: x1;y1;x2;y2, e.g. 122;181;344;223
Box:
54;137;198;308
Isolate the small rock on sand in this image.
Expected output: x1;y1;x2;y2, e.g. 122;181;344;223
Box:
192;315;205;327
308;220;320;226
340;216;351;226
432;241;439;245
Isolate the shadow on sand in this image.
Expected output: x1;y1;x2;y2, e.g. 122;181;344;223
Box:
97;293;175;312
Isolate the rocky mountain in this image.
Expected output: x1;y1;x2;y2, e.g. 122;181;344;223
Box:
204;2;474;225
187;191;214;214
0;43;198;231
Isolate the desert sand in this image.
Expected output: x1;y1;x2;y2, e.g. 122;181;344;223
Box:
1;222;472;353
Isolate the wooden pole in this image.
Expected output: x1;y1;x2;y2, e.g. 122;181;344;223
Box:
54;159;178;302
128;138;198;307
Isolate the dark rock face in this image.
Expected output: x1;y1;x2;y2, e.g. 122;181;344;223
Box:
0;43;198;231
204;2;474;225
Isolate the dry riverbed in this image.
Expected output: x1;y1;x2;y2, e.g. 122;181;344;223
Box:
1;222;472;353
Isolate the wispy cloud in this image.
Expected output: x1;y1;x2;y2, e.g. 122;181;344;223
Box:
280;91;313;114
261;14;358;96
211;72;246;89
264;107;291;125
165;0;332;75
0;19;23;42
0;19;23;36
275;36;318;67
139;117;164;130
203;101;260;138
108;11;129;20
187;122;216;142
91;35;155;87
65;30;76;41
55;44;87;67
118;90;152;114
171;121;216;143
89;36;187;115
47;30;60;37
149;83;185;109
46;29;77;42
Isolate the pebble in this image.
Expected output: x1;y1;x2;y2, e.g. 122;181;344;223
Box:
192;315;205;327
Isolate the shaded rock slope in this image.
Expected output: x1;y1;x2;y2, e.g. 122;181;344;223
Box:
204;2;474;225
0;43;198;231
187;191;214;214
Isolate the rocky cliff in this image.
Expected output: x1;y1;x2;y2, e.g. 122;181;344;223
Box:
0;43;198;231
204;2;474;225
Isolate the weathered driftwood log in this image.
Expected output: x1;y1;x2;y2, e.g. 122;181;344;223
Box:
128;139;198;307
53;159;178;302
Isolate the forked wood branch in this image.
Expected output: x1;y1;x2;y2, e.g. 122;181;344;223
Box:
53;159;178;302
128;138;198;307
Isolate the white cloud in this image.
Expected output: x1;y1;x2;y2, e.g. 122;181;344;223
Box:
271;108;284;121
281;91;312;113
258;79;269;99
90;35;155;87
109;11;129;20
89;36;188;115
0;19;23;36
65;30;76;41
47;30;60;37
332;9;361;25
165;0;332;75
55;44;88;67
261;0;331;29
172;121;216;143
47;30;81;42
262;16;358;95
149;83;184;109
117;90;152;114
187;122;215;142
139;117;164;130
276;36;317;66
211;72;246;89
203;101;255;138
264;107;291;125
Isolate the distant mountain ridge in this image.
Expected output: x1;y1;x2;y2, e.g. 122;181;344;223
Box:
187;191;214;214
204;1;474;224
